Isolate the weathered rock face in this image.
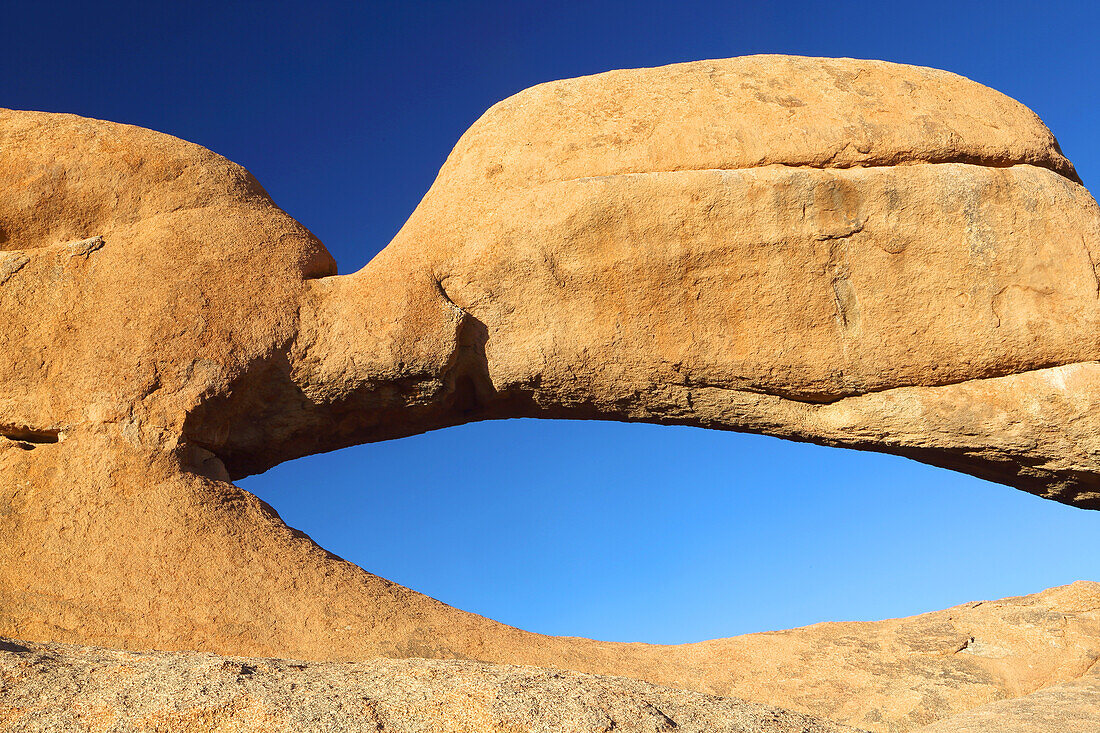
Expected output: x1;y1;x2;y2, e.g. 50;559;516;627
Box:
2;55;1100;731
682;581;1100;731
0;639;862;733
0;107;335;470
919;668;1100;733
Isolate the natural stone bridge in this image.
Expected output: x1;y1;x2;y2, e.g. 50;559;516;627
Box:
2;56;1099;731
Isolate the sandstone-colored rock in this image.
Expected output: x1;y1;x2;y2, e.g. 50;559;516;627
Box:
0;586;1097;732
3;439;1098;730
679;581;1100;731
0;638;862;733
0;107;334;454
3;55;1100;732
919;669;1100;732
3;58;1099;505
213;57;1100;505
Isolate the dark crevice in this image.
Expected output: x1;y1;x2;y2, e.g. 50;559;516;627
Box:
558;157;1083;187
0;425;60;445
434;276;497;415
443;317;495;415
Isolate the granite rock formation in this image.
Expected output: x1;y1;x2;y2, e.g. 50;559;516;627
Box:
215;57;1100;505
2;55;1099;731
1;584;1097;732
0;639;862;733
920;669;1100;732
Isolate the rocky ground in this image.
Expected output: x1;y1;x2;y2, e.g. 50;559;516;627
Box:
0;638;861;733
3;632;1098;732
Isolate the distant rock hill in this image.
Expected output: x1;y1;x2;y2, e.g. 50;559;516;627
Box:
2;56;1099;730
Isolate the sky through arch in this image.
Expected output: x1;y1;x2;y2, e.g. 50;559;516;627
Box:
241;419;1100;644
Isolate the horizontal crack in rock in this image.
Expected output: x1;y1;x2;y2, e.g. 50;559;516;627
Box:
556;159;1081;186
691;359;1100;407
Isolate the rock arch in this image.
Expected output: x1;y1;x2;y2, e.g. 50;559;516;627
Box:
2;55;1099;731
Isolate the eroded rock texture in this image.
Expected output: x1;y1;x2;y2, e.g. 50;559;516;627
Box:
2;55;1100;731
920;668;1100;732
1;585;1097;732
0;639;862;733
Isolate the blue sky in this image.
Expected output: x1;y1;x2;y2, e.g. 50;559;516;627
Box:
6;1;1099;644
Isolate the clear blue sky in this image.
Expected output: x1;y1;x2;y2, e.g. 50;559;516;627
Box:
6;1;1098;644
